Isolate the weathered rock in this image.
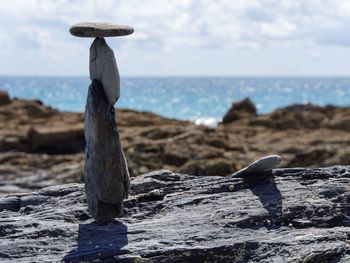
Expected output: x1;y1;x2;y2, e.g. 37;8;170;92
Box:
1;167;350;262
232;155;282;177
0;152;84;194
89;37;120;105
0;90;10;105
84;80;129;224
70;22;134;38
287;149;336;168
222;97;257;123
27;124;84;152
178;158;234;176
247;103;348;130
1;96;350;190
327;113;350;132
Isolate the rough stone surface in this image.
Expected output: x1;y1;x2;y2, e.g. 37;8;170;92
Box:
84;80;129;224
70;22;134;38
90;37;120;106
27;124;84;152
232;155;282;177
1;167;350;262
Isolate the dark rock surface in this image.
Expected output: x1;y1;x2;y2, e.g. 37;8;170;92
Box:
1;167;350;262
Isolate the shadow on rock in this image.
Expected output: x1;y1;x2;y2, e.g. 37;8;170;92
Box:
63;221;128;262
242;172;283;229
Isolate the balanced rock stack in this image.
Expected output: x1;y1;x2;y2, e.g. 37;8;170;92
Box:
70;23;133;224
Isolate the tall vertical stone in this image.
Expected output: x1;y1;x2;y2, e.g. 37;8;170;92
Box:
84;80;129;224
70;22;133;224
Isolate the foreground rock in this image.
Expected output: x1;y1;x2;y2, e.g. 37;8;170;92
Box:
1;167;349;262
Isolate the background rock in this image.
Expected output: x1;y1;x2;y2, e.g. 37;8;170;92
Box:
222;97;257;123
0;95;350;194
0;90;10;105
1;167;349;262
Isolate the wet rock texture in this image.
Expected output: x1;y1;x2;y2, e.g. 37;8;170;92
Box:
1;167;350;262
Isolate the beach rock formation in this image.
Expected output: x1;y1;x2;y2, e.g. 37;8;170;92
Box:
0;90;10;105
89;37;120;105
1;167;349;262
1;95;350;194
84;80;129;224
222;97;257;123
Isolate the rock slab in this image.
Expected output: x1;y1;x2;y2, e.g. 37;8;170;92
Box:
1;167;350;262
90;37;120;105
84;80;129;224
70;22;134;37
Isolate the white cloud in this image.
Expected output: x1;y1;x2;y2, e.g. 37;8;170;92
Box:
0;0;349;75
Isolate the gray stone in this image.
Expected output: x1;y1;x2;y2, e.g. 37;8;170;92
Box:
232;154;282;177
70;22;134;38
89;37;120;106
0;166;350;262
84;80;129;224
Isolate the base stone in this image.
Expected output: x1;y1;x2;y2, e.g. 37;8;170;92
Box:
84;80;129;224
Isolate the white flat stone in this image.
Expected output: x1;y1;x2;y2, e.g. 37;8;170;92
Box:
70;22;134;38
89;38;120;105
232;155;282;177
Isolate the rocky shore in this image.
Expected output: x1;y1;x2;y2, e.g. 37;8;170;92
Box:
1;167;349;262
0;90;350;193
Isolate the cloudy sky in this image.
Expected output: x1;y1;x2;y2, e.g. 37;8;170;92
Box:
1;0;350;76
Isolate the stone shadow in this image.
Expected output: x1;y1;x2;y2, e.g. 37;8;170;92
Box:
242;171;283;229
63;220;128;262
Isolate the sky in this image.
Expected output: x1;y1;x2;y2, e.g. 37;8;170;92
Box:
1;0;350;77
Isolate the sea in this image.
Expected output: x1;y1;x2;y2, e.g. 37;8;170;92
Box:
1;76;350;126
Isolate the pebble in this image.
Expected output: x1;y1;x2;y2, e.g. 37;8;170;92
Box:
231;155;282;177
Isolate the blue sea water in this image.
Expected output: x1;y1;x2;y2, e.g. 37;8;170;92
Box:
0;76;350;125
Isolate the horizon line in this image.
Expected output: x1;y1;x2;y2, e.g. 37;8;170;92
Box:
1;74;350;78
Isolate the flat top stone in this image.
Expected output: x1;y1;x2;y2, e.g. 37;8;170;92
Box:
70;22;134;38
